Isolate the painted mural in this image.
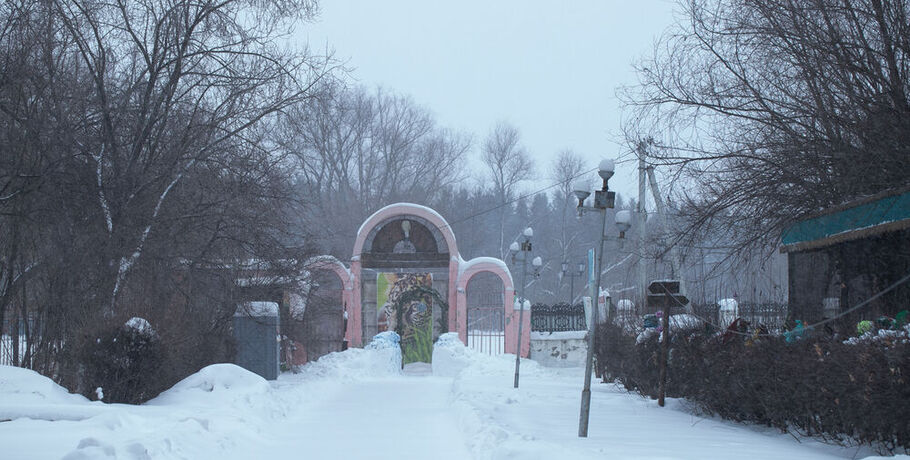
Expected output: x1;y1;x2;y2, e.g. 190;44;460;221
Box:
377;273;434;363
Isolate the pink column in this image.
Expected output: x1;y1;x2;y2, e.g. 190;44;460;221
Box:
503;287;529;357
349;259;363;347
455;284;468;344
448;257;459;336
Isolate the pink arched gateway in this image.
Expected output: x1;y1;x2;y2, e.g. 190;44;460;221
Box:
331;203;528;358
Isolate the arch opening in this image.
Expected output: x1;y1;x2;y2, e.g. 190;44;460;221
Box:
465;271;506;355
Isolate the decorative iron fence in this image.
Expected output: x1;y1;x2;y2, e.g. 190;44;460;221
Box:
531;302;587;332
691;302;789;333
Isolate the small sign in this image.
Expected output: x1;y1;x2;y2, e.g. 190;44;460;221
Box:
648;280;681;295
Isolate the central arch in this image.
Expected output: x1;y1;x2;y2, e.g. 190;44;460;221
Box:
349;203;460;349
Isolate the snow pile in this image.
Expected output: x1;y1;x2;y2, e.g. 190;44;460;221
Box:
445;344;583;459
123;317;155;336
636;327;658;344
432;333;473;377
615;299;634;317
147;363;271;407
844;323;910;345
0;366;109;426
513;298;531;310
0;366;89;410
0;365;89;406
299;331;402;381
670;313;702;331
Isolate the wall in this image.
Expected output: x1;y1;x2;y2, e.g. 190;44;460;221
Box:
529;331;587;367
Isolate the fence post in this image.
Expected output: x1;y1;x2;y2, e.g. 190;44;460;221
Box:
658;303;670;407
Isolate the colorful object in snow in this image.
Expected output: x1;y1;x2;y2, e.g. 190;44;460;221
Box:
784;320;807;343
643;314;659;328
857;320;874;336
895;310;909;328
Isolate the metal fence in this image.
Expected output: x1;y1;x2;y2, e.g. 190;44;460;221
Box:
466;271;506;355
530;302;587;332
691;302;789;333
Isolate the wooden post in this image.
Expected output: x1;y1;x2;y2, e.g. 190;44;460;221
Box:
658;302;670;407
646;281;687;409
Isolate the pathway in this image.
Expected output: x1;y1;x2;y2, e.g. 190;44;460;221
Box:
252;375;471;460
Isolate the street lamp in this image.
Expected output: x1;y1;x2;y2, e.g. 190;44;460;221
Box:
575;158;631;437
509;227;540;389
561;260;586;306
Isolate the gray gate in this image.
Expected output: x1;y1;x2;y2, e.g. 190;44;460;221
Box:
302;270;345;362
466;271;505;355
233;304;280;380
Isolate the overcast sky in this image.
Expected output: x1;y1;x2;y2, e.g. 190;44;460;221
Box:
299;1;678;199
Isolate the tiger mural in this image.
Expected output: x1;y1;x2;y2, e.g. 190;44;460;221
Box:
377;273;434;363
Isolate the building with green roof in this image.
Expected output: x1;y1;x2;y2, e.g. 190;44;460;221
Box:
780;187;910;324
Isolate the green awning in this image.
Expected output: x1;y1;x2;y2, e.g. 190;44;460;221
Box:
781;189;910;252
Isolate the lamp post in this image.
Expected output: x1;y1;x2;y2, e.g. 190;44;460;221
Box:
509;227;540;389
575;159;632;437
561;260;586;306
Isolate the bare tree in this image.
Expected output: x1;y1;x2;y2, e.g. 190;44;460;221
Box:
481;121;534;257
285;84;470;256
0;0;330;391
548;150;588;294
623;0;910;254
52;0;330;315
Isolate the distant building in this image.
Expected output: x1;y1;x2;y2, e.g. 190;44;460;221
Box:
780;187;910;324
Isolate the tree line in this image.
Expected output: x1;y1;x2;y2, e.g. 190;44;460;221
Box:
3;0;857;393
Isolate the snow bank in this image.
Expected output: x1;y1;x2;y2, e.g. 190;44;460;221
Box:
147;363;270;406
670;313;702;330
432;333;473;377
0;365;89;406
0;365;109;423
298;331;402;381
845;324;910;345
124;317;155;336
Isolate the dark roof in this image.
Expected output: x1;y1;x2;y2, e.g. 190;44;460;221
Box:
780;187;910;253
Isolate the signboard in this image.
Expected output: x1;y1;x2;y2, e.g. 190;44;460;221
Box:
648;280;681;295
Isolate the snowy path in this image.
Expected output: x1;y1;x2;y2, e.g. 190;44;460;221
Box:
249;375;471;460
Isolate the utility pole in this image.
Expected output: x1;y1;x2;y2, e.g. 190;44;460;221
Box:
645;165;689;312
637;140;689;312
637;143;649;311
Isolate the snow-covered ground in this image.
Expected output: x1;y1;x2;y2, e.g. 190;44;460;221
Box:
0;332;905;460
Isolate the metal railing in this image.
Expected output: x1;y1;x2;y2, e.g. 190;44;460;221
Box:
531;302;587;332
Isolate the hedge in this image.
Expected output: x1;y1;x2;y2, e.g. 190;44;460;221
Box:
595;320;910;453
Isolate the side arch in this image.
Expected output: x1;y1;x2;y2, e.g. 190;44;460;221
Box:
302;256;354;345
455;258;526;357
